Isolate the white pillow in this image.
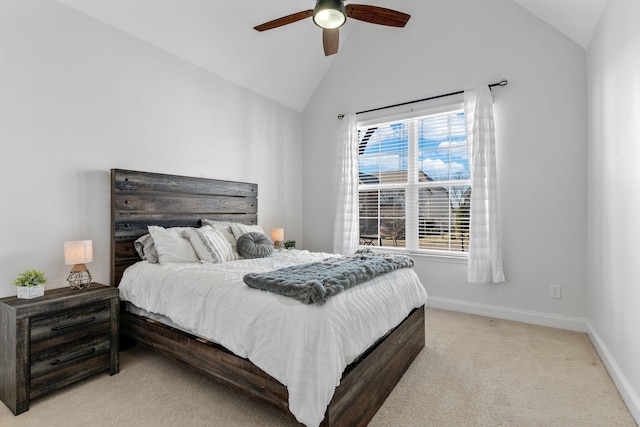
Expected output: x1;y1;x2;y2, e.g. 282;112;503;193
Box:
147;226;199;264
199;227;234;262
182;228;220;263
182;227;234;263
200;220;242;260
201;220;236;246
230;223;266;241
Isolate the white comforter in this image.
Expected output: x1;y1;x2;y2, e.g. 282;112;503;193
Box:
118;250;427;427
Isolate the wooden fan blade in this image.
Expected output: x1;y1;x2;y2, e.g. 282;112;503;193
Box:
254;10;313;31
346;4;411;27
323;28;339;56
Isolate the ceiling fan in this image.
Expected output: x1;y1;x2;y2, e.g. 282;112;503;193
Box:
254;0;411;56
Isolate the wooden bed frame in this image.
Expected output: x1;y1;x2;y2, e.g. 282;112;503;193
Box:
110;168;425;426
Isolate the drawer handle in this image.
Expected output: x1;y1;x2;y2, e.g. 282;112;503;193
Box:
51;347;96;366
51;315;97;331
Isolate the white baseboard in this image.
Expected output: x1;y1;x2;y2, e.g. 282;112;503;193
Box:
587;323;640;425
427;296;588;332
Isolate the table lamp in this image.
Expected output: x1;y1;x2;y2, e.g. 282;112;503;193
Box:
64;240;93;289
271;228;284;249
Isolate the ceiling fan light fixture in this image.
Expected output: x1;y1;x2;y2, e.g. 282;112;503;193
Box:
313;0;346;29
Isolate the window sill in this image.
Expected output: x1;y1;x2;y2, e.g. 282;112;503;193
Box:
360;246;468;264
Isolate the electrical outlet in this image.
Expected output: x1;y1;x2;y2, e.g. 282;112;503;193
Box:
549;284;562;299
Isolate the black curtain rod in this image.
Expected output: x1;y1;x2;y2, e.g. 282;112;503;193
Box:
338;79;508;119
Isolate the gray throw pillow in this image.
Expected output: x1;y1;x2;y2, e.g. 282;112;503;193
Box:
236;232;274;259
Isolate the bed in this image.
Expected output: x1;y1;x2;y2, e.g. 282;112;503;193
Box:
111;168;427;427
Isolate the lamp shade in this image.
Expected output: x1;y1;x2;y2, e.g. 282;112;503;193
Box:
271;228;284;242
64;240;93;265
313;0;346;29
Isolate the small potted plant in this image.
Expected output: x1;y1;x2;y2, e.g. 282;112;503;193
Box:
14;269;47;299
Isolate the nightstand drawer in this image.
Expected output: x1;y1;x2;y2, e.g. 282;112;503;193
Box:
30;333;111;395
30;300;111;346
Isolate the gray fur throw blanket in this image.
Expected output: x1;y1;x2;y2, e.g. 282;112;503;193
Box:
243;249;414;305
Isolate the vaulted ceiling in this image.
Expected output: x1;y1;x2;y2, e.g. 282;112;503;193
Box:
55;0;607;112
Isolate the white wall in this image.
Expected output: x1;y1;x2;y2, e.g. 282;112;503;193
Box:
302;0;588;328
587;0;640;420
0;0;303;297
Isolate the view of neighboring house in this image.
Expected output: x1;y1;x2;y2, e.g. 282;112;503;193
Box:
358;169;470;251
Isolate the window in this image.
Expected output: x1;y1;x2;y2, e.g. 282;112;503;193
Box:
357;105;470;256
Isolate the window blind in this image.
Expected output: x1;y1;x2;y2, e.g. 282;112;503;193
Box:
358;107;471;255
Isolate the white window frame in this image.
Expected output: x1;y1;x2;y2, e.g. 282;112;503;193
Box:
357;98;470;259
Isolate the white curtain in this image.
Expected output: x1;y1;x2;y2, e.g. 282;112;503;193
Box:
333;113;360;255
464;86;505;283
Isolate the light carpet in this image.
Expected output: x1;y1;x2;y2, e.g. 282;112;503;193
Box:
0;308;636;426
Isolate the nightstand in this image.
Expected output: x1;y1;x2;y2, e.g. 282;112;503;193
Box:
0;283;119;415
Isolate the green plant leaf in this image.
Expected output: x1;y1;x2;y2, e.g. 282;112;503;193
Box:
14;269;47;287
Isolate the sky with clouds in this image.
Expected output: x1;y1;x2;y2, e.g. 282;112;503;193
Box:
359;111;470;181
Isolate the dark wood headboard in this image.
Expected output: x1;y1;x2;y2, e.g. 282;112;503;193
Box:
111;169;258;286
